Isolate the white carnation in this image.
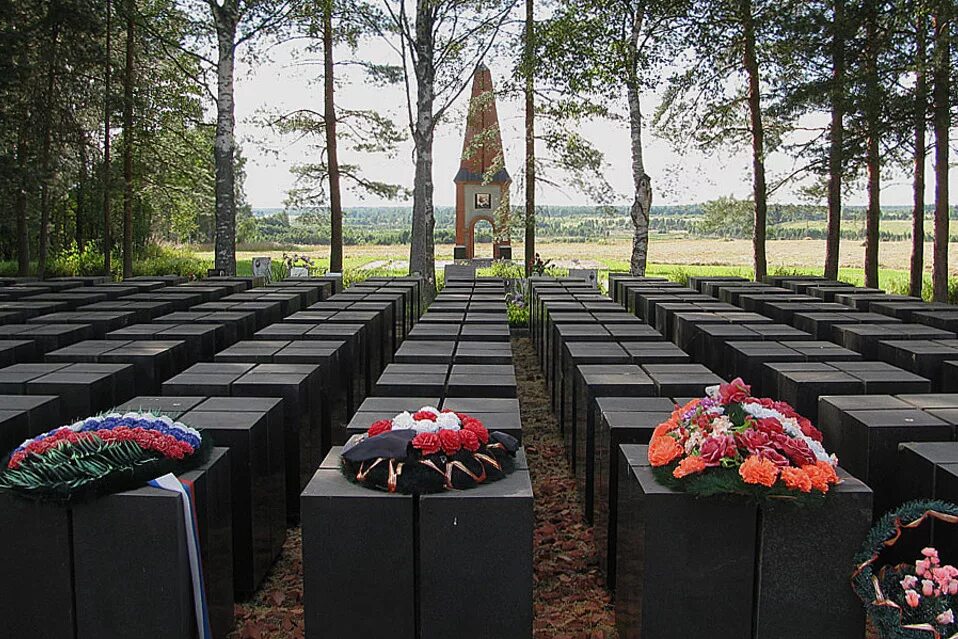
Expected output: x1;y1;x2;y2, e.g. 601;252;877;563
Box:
435;412;462;430
417;406;440;417
414;419;442;433
391;412;416;430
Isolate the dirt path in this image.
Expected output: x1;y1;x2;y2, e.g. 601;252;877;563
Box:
512;336;618;639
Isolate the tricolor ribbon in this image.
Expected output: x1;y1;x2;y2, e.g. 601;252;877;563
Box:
149;473;213;639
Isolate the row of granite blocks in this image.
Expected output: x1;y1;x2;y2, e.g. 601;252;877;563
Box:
529;276;876;639
300;277;534;639
0;274;426;639
609;274;955;420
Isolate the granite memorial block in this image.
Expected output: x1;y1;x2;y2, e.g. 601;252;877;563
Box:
114;394;206;419
28;310;138;338
374;363;449;397
418;469;534;639
642;363;725;398
616;446;756;639
108;323;224;363
0;322;98;355
573;365;655;520
824;407;953;515
594;399;675;588
0;339;36;366
946;362;958;392
302;453;416;639
183;401;285;596
72;485;195;639
162;362;254;397
394;339;455;364
0;393;59;445
454;341;513;364
0;491;74;639
754;471;872;639
233;363;325;519
791;311;900;341
894;442;958;558
875;339;958;391
834;323;956;359
446;363;517;398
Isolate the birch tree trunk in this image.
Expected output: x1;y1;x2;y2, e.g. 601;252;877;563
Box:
122;0;136;279
324;0;344;274
524;0;535;276
742;0;768;282
627;9;651;277
931;4;950;302
77;132;88;252
409;0;437;298
212;1;238;275
824;0;844;280
910;14;927;298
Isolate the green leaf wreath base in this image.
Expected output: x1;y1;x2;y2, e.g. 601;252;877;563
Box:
652;464;828;506
0;427;212;503
852;500;958;639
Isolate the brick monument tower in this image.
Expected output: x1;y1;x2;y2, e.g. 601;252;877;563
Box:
454;64;511;260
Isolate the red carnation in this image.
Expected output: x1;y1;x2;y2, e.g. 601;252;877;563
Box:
798;417;823;442
438;429;462;455
460;429;481;452
719;378;751;404
367;419;392;437
754;417;784;436
774;434;818;466
412;432;441;456
412;410;437;421
462;420;489;444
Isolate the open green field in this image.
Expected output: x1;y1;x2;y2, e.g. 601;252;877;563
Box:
190;236;958;300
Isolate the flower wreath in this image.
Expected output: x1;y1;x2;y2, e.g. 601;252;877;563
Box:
0;412;211;502
341;406;519;494
648;378;840;503
852;500;958;639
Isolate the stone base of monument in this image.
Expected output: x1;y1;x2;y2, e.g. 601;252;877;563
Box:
302;448;533;639
615;444;872;639
0;447;233;639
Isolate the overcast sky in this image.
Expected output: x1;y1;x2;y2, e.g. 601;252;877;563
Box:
234;39;953;210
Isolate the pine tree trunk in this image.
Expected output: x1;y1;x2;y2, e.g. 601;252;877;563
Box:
37;0;61;280
523;0;535;276
863;1;881;289
103;0;113;275
742;0;768;282
824;0;844;280
212;2;238;276
122;0;135;279
77;133;87;252
324;0;344;274
910;14;927;298
15;131;30;275
409;0;437;298
931;5;950;302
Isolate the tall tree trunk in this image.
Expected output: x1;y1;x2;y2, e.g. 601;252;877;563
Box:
77;132;87;252
15;131;30;275
863;0;881;289
742;0;768;282
324;0;344;274
37;0;61;280
931;3;950;302
122;0;135;279
910;12;927;298
409;0;437;297
824;0;844;280
627;11;651;277
212;1;238;275
523;0;535;277
103;0;113;275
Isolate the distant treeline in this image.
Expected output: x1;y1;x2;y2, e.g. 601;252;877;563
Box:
241;203;958;245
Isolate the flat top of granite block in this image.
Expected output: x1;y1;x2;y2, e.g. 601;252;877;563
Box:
896;394;958;409
820;395;912;411
441;397;520;413
899;441;958;464
846;409;950;428
597;397;676;412
114;396;207;414
619;444;651;468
